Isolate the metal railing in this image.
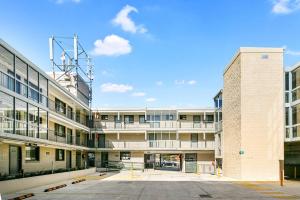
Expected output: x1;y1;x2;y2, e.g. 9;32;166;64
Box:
48;98;89;127
93;121;215;131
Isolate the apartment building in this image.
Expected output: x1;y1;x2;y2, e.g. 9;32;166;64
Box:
0;37;289;181
285;63;300;178
214;90;222;169
0;39;94;177
92;108;216;173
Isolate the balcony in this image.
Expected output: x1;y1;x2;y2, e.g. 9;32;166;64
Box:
215;121;223;132
97;139;215;150
48;99;89;127
93;121;215;132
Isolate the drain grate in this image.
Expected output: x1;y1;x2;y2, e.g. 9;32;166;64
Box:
199;194;212;198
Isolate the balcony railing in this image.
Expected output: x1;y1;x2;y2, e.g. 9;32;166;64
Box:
93;121;215;131
48;99;89;127
98;139;214;150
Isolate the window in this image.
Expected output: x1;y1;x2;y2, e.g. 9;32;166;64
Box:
139;115;146;123
206;115;214;122
55;98;66;114
28;66;39;102
193;115;201;122
285;72;289;91
15;57;27;97
124;115;134;124
15;98;27;136
25;146;40;161
56;149;65;161
39;108;47;139
55;123;66;137
0;91;14;134
39;74;48;106
101;115;108;120
120;152;131;160
286;108;289;126
28;104;38;137
166;114;174;121
180;115;186;120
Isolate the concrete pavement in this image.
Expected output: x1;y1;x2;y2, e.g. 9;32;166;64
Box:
2;170;300;200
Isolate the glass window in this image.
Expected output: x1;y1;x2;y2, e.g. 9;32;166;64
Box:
28;104;38;137
285;72;289;91
139;115;146;123
120;152;131;160
286;108;289;126
39;74;48;106
179;115;186;120
166;114;174;121
0;91;14;134
0;45;14;74
101;115;108;120
15;57;28;97
292;68;300;89
39;108;47;139
55;123;66;137
193;115;201;122
206;115;214;122
15;98;27;136
285;92;289;103
28;66;39;102
25;146;40;161
56;149;65;161
124;115;134;124
55;98;66;115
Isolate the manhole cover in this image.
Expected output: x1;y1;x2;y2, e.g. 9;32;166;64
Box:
199;194;212;198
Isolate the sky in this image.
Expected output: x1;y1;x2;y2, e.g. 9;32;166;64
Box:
1;0;300;108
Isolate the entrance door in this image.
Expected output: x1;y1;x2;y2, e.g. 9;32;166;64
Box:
9;146;21;175
99;134;105;148
185;153;197;173
76;151;81;168
191;133;198;148
144;154;155;169
66;150;72;169
101;152;108;167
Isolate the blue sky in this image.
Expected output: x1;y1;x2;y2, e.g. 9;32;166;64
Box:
1;0;300;108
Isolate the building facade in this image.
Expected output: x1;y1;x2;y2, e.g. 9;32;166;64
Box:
0;39;94;177
222;47;284;181
92;108;216;173
285;63;300;178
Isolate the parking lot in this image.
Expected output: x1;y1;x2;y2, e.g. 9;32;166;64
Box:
3;170;300;200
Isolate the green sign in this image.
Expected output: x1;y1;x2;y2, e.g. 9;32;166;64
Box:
239;150;245;155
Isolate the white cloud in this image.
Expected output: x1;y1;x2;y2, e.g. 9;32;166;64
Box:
175;79;197;86
112;5;147;34
146;97;156;102
55;0;81;4
101;83;133;93
132;92;146;97
272;0;300;14
156;81;163;86
92;34;132;56
187;80;197;85
175;80;185;85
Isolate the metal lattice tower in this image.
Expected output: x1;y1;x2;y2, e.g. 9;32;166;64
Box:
49;34;94;135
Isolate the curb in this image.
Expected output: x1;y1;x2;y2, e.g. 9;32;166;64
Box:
44;184;67;192
8;193;34;200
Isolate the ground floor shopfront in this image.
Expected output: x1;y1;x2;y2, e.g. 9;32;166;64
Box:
96;150;215;174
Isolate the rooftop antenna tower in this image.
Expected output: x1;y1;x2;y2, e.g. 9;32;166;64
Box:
49;34;94;137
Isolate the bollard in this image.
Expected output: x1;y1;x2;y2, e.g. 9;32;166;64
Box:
0;193;2;200
294;166;297;179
